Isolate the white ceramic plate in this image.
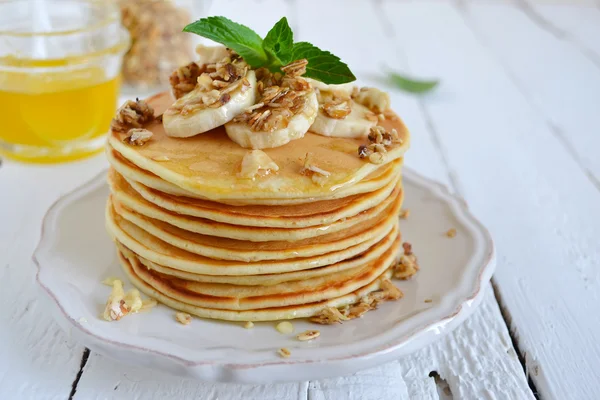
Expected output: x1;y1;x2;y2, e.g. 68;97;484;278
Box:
34;168;495;383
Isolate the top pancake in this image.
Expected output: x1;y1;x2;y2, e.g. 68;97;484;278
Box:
108;92;410;203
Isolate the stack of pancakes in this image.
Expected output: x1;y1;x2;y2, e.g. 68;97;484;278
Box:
105;92;410;322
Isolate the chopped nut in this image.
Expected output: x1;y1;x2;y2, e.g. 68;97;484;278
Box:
111;99;155;133
175;312;192;325
275;321;294;334
424;298;433;303
300;153;331;186
369;152;385;164
322;99;352;119
300;153;331;177
124;289;143;313
101;276;121;286
151;155;170;162
310;307;349;325
399;209;410;219
378;279;403;300
352;87;390;113
123;128;153;146
377;113;385;121
446;228;457;238
169;62;203;99
297;330;320;341
102;279;129;322
358;145;372;159
238;150;279;179
277;348;291;358
244;321;254;329
368;126;385;144
394;242;420;280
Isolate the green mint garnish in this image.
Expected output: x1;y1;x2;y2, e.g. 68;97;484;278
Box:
183;16;355;84
388;72;439;94
263;17;294;69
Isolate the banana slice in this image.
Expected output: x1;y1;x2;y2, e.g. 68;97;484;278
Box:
195;45;230;65
163;70;257;138
306;78;354;97
310;102;377;138
225;90;318;149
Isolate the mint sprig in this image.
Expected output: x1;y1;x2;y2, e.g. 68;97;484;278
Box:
183;16;355;84
263;17;294;68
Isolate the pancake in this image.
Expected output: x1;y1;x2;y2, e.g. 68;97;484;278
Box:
119;240;399;310
119;249;394;321
106;144;403;206
106;199;401;274
121;224;400;286
120;168;400;228
108;91;410;203
109;186;402;262
109;170;401;242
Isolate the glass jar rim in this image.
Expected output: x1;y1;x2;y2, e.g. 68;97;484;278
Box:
0;0;121;37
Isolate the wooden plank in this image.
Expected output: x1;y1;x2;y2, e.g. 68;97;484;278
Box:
381;1;600;399
0;156;106;400
74;355;308;400
462;1;600;188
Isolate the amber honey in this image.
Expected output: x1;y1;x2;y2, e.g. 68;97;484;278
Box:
0;0;130;163
0;62;120;163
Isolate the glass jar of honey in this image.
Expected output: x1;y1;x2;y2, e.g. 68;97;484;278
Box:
0;0;130;163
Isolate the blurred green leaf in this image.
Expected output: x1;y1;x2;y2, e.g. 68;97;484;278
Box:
389;72;439;94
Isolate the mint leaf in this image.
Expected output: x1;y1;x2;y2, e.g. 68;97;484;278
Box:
389;72;439;94
263;17;294;69
183;16;267;67
291;42;355;84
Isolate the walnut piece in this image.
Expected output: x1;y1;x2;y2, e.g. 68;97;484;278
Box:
446;228;457;238
300;153;331;186
111;99;155;133
238;150;279;179
243;321;254;329
394;242;420;280
124;128;153;146
358;126;402;163
352;87;391;113
399;209;410;219
169;62;203;99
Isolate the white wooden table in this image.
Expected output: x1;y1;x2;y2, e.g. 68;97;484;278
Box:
2;0;599;398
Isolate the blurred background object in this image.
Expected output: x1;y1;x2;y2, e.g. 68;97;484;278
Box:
118;0;195;94
0;0;130;163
